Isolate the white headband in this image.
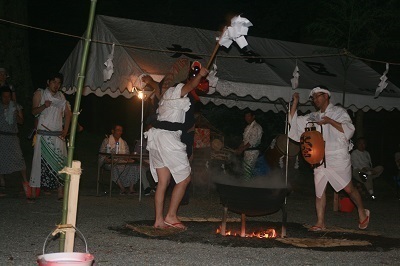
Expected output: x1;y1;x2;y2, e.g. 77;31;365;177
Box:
309;87;331;98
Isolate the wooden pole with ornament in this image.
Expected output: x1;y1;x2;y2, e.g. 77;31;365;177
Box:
206;15;253;70
205;28;226;70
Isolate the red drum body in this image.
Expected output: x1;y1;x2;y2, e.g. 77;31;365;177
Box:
265;134;300;170
196;77;210;95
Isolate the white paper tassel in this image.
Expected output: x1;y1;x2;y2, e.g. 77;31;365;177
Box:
218;15;253;49
270;138;276;149
207;63;219;88
279;155;284;169
294;156;299;169
103;43;115;82
290;65;300;89
375;63;389;98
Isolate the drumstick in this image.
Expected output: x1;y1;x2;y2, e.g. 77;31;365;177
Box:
41;124;66;142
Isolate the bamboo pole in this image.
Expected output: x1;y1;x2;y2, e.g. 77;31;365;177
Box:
205;28;226;70
60;0;98;251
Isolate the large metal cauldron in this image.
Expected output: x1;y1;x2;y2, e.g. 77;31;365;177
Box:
215;183;288;216
215;182;289;237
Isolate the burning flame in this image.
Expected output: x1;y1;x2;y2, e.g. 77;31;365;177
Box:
216;227;277;239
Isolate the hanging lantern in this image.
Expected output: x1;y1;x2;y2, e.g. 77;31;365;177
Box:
300;123;325;168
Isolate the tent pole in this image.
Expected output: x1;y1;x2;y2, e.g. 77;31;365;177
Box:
284;95;291;206
139;93;144;202
60;0;98;251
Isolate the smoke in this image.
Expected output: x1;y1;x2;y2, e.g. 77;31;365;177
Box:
211;168;289;189
192;150;294;190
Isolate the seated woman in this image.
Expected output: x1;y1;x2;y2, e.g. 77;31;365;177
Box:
98;124;152;195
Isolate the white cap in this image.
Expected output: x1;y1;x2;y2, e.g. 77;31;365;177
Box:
309;86;331;98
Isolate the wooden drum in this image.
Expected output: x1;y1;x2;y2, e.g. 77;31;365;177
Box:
264;134;300;170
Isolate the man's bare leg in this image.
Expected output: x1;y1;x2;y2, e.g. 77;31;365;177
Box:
21;169;28;183
57;186;64;200
165;176;191;228
343;182;367;223
116;180;126;193
314;188;327;229
154;167;171;228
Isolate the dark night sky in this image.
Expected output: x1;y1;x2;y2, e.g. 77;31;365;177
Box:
26;0;400;87
27;0;318;88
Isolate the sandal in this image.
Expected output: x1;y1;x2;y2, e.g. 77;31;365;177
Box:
308;225;326;232
27;198;36;203
359;209;370;230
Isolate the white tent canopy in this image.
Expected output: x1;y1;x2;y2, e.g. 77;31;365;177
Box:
60;15;400;112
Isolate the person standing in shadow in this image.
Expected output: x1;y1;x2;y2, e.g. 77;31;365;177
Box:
351;137;384;200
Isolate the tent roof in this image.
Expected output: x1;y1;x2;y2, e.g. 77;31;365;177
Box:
60;15;400;112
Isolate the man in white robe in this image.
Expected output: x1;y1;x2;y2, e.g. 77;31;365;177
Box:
235;111;263;179
144;64;208;229
289;86;369;230
351;137;384;200
29;73;71;202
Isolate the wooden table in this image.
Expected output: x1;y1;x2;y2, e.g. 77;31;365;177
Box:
97;152;149;197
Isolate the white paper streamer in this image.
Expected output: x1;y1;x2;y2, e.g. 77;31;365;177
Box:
207;63;219;89
218;15;253;49
375;63;389;98
279;155;284;169
294;156;299;169
290;65;300;89
103;43;115;82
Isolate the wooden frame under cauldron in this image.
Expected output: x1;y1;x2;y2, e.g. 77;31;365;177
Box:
215;182;288;238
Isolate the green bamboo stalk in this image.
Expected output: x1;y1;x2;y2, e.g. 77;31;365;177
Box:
59;0;98;251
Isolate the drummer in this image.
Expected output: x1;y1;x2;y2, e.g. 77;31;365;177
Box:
235;110;263;179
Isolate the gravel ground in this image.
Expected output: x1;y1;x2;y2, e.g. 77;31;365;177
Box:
1;165;400;266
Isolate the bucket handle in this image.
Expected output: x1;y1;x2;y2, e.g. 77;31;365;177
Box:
42;225;89;255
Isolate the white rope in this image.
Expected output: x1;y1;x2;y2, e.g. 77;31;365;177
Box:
59;166;82;175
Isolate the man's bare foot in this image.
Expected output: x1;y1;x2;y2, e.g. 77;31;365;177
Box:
153;222;168;229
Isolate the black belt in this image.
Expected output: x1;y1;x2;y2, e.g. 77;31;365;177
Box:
152;120;185;131
37;130;62;136
245;146;260;151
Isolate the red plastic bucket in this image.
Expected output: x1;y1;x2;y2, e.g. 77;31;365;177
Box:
37;227;94;265
339;197;355;213
37;252;94;265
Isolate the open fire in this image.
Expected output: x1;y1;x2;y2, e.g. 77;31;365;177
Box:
216;227;277;239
